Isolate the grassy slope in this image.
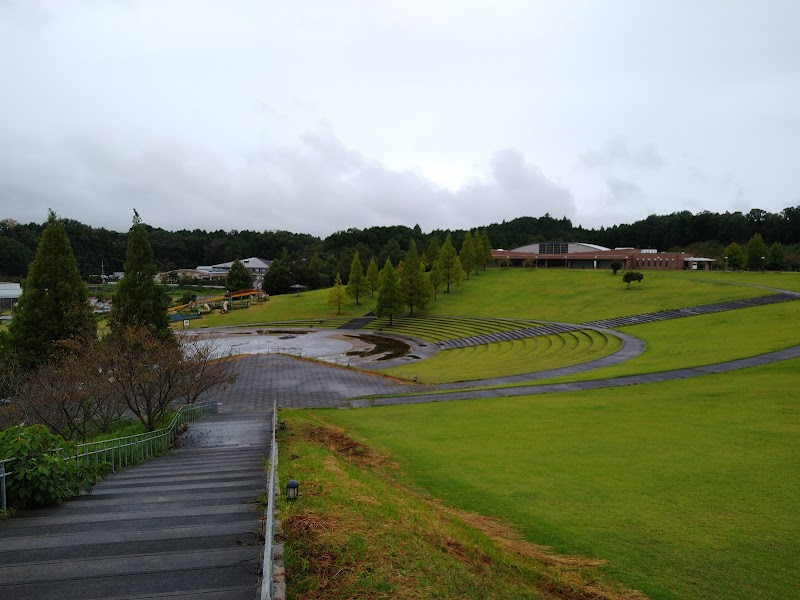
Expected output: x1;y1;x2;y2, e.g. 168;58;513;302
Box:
501;300;800;386
319;358;800;600
420;269;771;323
681;270;800;293
196;288;377;327
278;413;643;600
384;330;622;384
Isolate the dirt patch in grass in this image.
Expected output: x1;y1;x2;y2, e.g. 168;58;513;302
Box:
307;424;386;468
282;417;647;600
344;333;410;361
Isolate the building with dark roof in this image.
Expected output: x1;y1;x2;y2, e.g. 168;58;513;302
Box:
491;242;715;271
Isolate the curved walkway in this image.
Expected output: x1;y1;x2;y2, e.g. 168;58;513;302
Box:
434;329;645;389
349;343;800;407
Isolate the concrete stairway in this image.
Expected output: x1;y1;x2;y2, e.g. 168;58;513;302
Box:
0;409;271;600
338;315;376;330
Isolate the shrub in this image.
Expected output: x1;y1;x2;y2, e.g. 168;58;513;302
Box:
622;271;644;288
0;424;109;509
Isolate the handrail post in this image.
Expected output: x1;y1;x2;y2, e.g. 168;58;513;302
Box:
1;462;7;512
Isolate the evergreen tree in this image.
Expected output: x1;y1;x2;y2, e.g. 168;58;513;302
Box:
419;250;430;272
226;258;253;292
471;231;484;276
327;272;347;314
262;249;293;295
722;242;745;271
376;259;404;325
745;233;768;271
459;232;476;280
365;256;380;297
6;210;96;370
453;255;465;286
425;234;441;267
480;229;493;270
765;242;785;271
430;256;445;300
346;252;366;305
110;211;170;338
440;234;458;293
400;239;431;316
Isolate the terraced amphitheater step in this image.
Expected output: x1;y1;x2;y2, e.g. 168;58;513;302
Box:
581;292;800;329
338;315;377;330
436;323;582;350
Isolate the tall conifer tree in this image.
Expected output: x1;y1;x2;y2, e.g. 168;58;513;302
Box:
365;256;380;297
459;232;476;279
7;210;95;370
439;234;457;293
400;239;431;316
110;210;170;338
376;258;404;325
346;252;366;305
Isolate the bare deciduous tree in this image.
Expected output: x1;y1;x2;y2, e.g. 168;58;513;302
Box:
104;327;236;431
15;341;123;440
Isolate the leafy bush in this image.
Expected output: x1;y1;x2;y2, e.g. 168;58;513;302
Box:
622;271;644;288
0;424;109;509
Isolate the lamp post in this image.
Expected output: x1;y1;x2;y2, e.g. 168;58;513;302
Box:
286;479;299;501
724;256;728;272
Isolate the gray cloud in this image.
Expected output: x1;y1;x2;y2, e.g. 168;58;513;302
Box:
606;177;644;205
0;124;572;237
1;2;798;235
580;140;664;170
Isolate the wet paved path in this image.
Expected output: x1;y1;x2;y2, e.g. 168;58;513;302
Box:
349;344;800;407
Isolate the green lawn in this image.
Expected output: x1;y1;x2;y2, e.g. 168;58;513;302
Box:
419;269;772;323
314;357;800;600
682;270;800;293
497;300;800;386
192;288;377;328
381;329;621;384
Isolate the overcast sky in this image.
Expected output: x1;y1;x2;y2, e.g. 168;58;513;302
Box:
1;1;798;237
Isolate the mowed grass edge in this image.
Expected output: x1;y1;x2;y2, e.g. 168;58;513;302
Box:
314;358;800;600
277;412;647;600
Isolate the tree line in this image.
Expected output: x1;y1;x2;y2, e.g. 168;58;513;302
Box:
327;231;494;322
2;205;799;286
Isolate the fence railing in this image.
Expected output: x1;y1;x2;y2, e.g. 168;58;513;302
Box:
230;347;307;358
1;401;218;512
261;398;279;600
0;457;15;512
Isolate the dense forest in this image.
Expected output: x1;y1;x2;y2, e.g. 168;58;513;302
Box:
1;206;799;294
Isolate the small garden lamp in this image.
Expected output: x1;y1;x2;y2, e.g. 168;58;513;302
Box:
286;479;299;501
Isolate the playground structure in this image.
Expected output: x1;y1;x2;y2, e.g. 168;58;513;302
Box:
167;288;266;317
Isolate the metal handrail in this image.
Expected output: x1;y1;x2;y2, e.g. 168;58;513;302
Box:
73;401;219;472
0;401;218;512
0;457;15;512
261;398;278;600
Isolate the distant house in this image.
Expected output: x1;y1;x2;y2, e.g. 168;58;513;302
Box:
0;282;22;316
197;257;272;277
157;268;225;284
156;257;272;286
